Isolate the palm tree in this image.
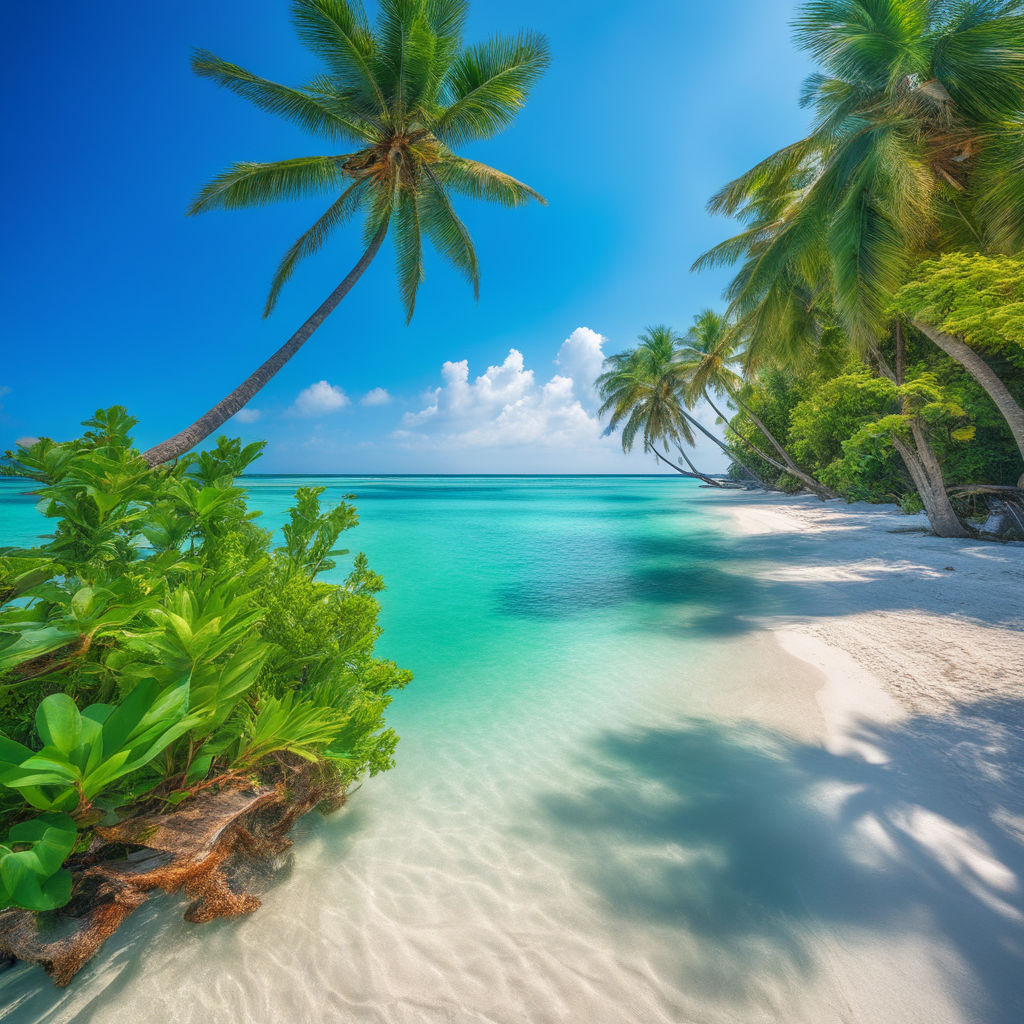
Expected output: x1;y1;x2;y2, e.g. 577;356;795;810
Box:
143;0;548;466
597;327;765;487
695;0;1024;478
677;310;835;499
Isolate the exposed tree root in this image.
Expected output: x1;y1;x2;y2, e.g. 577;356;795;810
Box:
0;760;345;986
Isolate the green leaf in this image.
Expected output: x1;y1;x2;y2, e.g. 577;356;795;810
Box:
185;753;214;785
98;678;159;758
0;814;77;912
36;694;82;757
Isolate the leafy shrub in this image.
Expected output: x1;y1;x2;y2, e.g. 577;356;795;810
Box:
0;408;410;911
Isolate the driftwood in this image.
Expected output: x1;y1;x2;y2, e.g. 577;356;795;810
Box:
0;761;344;986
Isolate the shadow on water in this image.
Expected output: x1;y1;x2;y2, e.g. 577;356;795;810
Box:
495;503;1024;637
538;698;1024;1023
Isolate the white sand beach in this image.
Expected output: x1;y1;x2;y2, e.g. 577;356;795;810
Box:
722;492;1024;1022
2;484;1023;1024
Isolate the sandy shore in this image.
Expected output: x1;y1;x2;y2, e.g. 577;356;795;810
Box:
721;491;1024;1019
726;490;1024;729
2;483;1022;1024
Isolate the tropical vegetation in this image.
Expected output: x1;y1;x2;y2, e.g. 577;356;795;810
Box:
144;0;549;466
0;409;409;913
597;0;1024;539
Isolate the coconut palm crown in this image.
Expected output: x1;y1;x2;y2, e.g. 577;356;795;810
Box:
676;309;744;402
597;327;697;460
191;0;549;323
142;0;548;466
694;0;1024;354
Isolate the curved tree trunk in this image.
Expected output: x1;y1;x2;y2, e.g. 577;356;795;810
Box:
142;222;390;467
914;320;1024;488
702;393;781;487
650;444;722;486
892;420;972;539
678;406;764;488
722;382;838;500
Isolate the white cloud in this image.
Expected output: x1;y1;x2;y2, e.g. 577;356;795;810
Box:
15;436;39;448
293;380;349;417
395;343;612;451
555;327;607;412
360;387;393;407
234;407;262;424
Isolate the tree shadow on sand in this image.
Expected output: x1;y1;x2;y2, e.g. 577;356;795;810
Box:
537;698;1024;1023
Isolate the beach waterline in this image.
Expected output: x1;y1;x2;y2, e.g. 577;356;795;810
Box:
0;476;1021;1024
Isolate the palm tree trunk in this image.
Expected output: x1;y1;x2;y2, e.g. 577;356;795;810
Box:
892;420;972;538
722;382;837;500
673;444;726;486
142;221;390;466
677;407;763;487
702;393;780;486
914;320;1024;487
649;444;722;485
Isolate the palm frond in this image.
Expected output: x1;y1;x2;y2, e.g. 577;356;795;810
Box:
435;32;550;144
188;156;353;215
393;190;424;322
264;180;369;316
930;1;1024;123
421;170;479;297
289;0;389;121
691;223;779;272
974;121;1024;250
792;0;928;86
375;0;448;120
436;152;546;205
191;49;369;142
707;139;816;216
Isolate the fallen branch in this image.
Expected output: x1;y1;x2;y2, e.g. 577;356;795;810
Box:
0;760;344;986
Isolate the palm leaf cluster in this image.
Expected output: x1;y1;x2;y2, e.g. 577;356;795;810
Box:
695;0;1024;362
597;328;698;460
190;0;549;321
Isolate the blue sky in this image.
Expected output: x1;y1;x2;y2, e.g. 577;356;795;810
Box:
0;1;813;473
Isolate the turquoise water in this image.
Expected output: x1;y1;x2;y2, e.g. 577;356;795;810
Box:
2;476;1019;1024
0;474;759;746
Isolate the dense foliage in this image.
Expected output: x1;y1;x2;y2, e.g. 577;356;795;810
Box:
721;315;1023;509
0;409;409;912
677;0;1024;536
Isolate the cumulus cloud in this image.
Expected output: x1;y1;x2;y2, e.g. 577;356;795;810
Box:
293;380;349;417
555;327;608;412
360;387;393;407
395;341;613;451
15;436;39;448
234;407;262;424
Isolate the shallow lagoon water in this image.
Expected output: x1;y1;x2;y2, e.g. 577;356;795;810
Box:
1;476;1020;1024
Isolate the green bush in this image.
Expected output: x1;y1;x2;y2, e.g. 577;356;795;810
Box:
0;408;410;911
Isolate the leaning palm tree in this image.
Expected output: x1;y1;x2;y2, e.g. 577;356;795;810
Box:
597;327;762;486
143;0;548;466
596;330;713;483
695;0;1024;478
677;310;835;499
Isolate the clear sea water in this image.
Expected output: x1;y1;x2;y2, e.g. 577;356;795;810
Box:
2;476;1020;1024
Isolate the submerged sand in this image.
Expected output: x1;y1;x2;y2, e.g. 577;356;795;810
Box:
2;489;1022;1024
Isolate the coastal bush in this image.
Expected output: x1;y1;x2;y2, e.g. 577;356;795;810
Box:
892;255;1024;369
0;409;410;911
